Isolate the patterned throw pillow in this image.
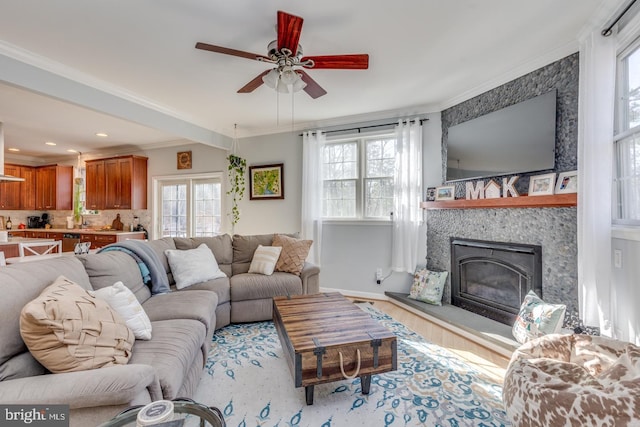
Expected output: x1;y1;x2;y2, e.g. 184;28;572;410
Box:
272;234;312;276
512;290;566;344
20;276;135;373
248;245;283;275
407;268;448;306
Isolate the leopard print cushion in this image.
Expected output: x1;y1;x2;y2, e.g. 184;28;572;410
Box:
503;334;640;427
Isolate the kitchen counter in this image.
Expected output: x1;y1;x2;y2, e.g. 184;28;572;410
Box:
0;237;55;246
3;229;146;252
13;228;145;236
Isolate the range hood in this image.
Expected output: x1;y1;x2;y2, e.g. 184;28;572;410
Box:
0;122;25;182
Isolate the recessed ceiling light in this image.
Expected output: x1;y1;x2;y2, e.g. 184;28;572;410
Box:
67;149;78;153
45;141;57;146
8;148;20;152
95;132;108;137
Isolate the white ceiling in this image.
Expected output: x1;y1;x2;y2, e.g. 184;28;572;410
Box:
0;0;618;160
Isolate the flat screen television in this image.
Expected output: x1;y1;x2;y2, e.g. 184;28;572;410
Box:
446;90;556;182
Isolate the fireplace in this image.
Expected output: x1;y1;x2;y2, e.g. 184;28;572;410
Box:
450;238;542;325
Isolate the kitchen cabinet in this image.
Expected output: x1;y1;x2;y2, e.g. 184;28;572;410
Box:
35;165;73;210
86;155;147;210
85;160;105;210
80;231;145;249
0;164;20;209
0;164;36;210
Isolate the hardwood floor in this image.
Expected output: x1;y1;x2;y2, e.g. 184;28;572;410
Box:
352;298;511;384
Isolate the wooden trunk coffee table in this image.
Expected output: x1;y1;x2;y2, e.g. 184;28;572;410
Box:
273;292;397;405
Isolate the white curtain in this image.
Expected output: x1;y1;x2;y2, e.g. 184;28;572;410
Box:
392;119;423;273
301;131;325;266
577;29;616;336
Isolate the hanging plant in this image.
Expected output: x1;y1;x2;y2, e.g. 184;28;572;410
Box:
73;177;84;225
227;154;246;227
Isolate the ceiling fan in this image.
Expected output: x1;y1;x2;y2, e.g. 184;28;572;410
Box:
195;10;369;99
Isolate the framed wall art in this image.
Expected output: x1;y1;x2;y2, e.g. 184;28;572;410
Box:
528;172;556;196
555;170;577;194
249;163;284;200
177;151;192;170
435;185;455;201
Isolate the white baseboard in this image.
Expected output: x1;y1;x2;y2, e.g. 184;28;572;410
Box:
319;287;389;301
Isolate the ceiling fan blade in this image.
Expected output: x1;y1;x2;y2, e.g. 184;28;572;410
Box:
277;11;303;55
195;42;270;62
302;54;369;69
297;70;327;99
237;70;271;93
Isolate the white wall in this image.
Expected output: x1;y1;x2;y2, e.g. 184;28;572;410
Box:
611;234;640;344
233;132;302;235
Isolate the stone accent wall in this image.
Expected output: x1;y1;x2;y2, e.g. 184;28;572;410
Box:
442;52;578;196
428;53;586;331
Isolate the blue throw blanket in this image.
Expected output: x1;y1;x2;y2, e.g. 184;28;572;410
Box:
98;240;170;294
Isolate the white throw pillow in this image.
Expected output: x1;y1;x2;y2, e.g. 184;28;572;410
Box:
165;243;227;289
90;281;152;340
248;245;283;275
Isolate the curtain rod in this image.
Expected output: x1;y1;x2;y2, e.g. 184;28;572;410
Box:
602;0;638;36
299;118;428;136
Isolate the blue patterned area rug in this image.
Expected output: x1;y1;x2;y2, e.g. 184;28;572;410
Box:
193;304;509;427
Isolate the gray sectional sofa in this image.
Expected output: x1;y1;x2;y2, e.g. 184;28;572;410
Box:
0;233;320;426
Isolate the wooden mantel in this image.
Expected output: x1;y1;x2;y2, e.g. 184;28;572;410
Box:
421;193;577;210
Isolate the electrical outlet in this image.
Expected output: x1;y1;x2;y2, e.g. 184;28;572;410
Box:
376;268;383;280
614;249;622;269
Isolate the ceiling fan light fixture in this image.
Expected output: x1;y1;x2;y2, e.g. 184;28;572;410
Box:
276;79;290;93
262;68;280;89
292;74;307;92
280;67;298;85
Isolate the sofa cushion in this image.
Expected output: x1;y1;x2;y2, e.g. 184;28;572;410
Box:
173;235;233;277
129;319;206;399
272;234;312;276
20;276;135;374
80;251;151;304
165;243;226;289
173;276;230;304
141;290;218;333
248;245;282;275
232;234;277;275
230;272;303;302
90;281;153;340
0;257;92;378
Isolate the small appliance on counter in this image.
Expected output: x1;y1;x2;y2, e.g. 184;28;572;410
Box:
27;216;40;228
26;213;51;229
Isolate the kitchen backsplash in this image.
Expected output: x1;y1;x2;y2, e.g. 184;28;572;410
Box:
0;209;151;231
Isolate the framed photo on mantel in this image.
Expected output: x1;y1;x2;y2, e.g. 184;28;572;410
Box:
528;173;556;196
555;170;577;194
435;185;455;201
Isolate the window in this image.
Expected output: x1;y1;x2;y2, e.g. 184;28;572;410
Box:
322;134;396;219
614;39;640;223
156;174;222;238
